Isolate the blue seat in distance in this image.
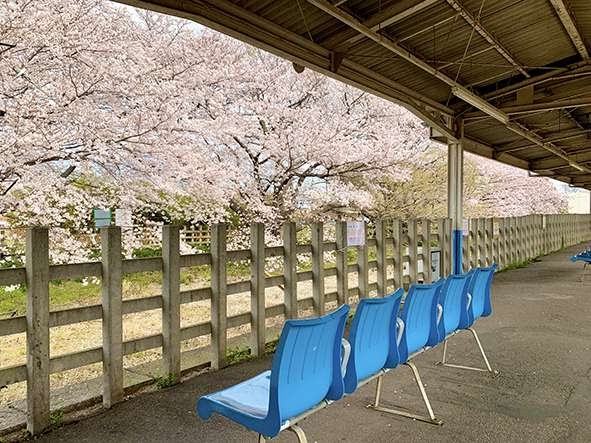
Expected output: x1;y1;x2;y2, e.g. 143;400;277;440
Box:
197;304;350;443
369;280;445;425
438;266;498;375
571;250;591;281
344;288;404;395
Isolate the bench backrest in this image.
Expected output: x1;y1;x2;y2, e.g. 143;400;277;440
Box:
269;304;349;423
344;289;403;394
398;280;444;362
468;264;496;322
438;273;472;338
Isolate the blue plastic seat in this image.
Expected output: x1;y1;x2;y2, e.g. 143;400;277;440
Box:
398;280;444;363
571;250;591;281
344;288;404;394
197;304;350;441
436;272;473;341
460;264;496;329
571;251;591;263
367;281;445;425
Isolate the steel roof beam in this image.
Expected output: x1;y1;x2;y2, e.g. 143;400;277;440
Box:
482;61;591;100
444;0;530;78
307;0;591;174
321;0;439;50
495;128;591;153
531;150;591;171
463;96;591;118
549;0;589;60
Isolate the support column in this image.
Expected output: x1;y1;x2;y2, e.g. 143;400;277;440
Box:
448;141;464;274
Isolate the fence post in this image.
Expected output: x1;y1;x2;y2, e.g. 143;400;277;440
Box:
486;218;494;266
468;219;476;268
408;219;418;283
478;218;485;267
357;222;369;298
445;218;452;276
375;220;388;295
498;218;506;268
25;227;50;435
525;215;534;259
250;223;266;357
514;217;521;262
507;217;513;265
335;221;348;306
422;219;432;283
282;222;298;319
462;219;469;272
101;226;123;408
162;225;181;382
392;219;403;289
436;219;445;276
522;217;528;261
211;223;227;370
311;223;325;315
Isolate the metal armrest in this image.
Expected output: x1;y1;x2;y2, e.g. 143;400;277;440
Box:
436;304;443;325
341;338;351;377
396;318;405;346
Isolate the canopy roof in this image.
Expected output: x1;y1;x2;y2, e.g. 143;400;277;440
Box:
119;0;591;189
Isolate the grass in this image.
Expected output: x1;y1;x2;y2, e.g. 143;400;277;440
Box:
0;280;101;317
155;374;178;389
498;258;535;272
225;337;281;366
0;251;353;318
49;410;64;429
226;347;254;365
0;263;240;318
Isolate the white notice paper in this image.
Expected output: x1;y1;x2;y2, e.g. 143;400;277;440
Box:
115;208;133;227
346;221;365;246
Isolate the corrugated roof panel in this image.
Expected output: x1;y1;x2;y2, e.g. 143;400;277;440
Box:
478;0;577;67
570;0;591;50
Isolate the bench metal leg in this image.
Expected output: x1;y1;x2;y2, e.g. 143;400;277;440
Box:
288;425;308;443
436;329;499;376
259;424;308;443
367;363;442;425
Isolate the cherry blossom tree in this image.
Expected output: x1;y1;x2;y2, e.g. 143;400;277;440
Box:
0;0;569;262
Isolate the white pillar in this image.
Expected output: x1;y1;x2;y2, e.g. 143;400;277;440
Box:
448;140;464;274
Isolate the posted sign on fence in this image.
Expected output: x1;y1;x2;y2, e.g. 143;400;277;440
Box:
346;221;365;246
431;249;441;281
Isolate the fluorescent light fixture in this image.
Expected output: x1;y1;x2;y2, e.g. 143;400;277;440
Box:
451;86;509;124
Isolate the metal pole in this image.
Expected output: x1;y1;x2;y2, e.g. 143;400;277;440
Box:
448;141;464;274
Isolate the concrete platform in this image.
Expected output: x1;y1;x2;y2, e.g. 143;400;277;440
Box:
34;245;591;442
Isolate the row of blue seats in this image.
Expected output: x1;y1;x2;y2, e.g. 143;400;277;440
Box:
571;248;591;263
571;248;591;281
197;265;497;442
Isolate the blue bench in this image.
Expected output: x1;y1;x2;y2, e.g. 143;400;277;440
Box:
197;266;499;439
571;249;591;281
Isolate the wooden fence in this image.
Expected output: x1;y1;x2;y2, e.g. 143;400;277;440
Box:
1;214;590;434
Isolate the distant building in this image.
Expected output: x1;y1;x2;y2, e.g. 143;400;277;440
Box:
568;190;591;214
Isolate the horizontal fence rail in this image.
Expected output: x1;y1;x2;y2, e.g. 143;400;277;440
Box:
1;214;590;434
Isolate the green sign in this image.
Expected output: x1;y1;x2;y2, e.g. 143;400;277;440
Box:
93;209;112;228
